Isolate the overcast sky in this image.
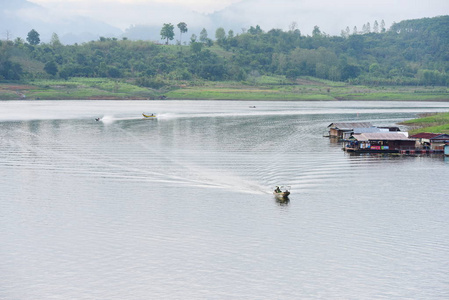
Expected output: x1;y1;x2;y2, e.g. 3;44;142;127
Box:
28;0;449;35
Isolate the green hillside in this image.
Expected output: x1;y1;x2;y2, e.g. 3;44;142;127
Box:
1;16;449;100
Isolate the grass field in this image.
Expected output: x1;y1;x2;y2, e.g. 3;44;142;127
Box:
1;76;448;101
402;112;449;134
0;78;156;100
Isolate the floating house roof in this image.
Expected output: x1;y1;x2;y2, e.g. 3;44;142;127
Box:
409;133;441;139
409;133;449;141
327;122;373;130
353;127;385;134
351;132;412;142
430;134;449;141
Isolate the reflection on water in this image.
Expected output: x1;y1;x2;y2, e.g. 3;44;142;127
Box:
275;196;290;206
1;100;449;299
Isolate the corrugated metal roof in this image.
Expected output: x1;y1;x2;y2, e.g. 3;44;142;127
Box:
431;134;449;141
352;132;412;141
328;122;373;129
353;127;383;134
409;133;440;139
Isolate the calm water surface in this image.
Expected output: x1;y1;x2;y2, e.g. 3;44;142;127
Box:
1;100;449;299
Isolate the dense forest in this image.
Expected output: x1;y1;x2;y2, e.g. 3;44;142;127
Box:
1;15;448;88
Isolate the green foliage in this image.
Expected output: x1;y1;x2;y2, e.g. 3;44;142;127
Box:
160;23;175;45
190;42;203;54
177;22;188;44
136;76;167;89
403;112;449;125
215;27;226;46
405;112;449;134
2;15;449;90
17;78;156;99
199;28;208;43
44;61;58;76
312;26;322;37
0;60;23;80
26;29;40;45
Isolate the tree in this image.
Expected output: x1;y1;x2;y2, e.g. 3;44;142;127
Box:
380;20;386;33
26;29;40;45
215;27;226;45
373;20;379;33
190;34;197;43
0;60;23;80
177;22;188;45
289;22;298;32
353;26;358;35
199;28;208;43
50;33;62;47
341;27;350;38
44;61;58;76
107;66;122;78
369;63;382;77
160;23;175;45
190;42;203;54
14;37;24;46
365;22;371;34
248;25;263;35
312;25;321;37
5;30;12;41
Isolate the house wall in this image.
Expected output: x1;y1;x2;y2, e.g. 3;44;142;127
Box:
431;142;445;150
329;128;341;138
356;140;415;151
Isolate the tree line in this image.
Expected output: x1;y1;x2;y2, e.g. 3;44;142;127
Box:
1;15;448;87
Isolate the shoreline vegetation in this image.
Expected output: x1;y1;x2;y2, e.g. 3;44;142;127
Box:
1;76;448;101
2;16;448;102
402;112;449;134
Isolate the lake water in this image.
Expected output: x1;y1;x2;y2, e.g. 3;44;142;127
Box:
1;100;449;299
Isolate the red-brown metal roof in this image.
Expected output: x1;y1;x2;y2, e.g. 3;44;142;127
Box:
409;133;440;139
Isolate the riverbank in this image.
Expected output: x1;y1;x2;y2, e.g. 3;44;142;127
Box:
1;77;449;101
402;112;449;134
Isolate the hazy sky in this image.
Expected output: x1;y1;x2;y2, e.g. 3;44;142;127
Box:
29;0;449;34
30;0;242;13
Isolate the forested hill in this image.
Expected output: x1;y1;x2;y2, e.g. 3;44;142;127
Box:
1;15;448;87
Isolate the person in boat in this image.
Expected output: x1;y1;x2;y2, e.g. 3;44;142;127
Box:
275;186;281;193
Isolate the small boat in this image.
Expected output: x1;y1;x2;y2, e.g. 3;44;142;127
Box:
95;118;101;121
273;185;290;198
142;113;157;118
249;106;256;108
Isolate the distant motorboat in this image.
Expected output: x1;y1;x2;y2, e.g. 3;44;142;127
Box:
95;118;101;121
273;185;290;198
142;113;157;118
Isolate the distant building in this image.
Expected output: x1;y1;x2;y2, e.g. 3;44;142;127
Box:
344;132;415;153
327;122;374;139
409;133;449;150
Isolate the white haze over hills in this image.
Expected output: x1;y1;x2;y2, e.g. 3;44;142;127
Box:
0;0;121;44
1;0;448;44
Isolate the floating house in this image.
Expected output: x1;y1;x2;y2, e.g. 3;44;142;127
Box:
327;122;375;140
409;133;449;151
344;132;416;153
